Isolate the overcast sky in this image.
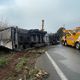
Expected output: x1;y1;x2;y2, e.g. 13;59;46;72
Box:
0;0;80;32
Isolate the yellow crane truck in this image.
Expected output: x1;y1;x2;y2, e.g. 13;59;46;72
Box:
61;27;80;49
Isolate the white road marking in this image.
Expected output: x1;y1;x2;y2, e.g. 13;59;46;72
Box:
45;51;68;80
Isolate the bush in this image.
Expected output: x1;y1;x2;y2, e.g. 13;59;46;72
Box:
0;57;8;68
15;57;28;72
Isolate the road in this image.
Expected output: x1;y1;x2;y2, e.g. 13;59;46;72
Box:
36;45;80;80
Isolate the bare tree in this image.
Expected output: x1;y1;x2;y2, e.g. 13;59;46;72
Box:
0;19;10;30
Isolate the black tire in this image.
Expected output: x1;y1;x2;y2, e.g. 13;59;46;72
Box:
64;41;67;46
75;43;80;50
61;41;65;45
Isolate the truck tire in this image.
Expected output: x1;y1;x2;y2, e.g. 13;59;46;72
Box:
62;41;65;45
75;43;80;50
64;41;67;46
61;41;65;45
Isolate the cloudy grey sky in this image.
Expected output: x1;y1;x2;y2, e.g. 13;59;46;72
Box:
0;0;80;32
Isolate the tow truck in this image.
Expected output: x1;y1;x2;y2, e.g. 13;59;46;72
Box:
61;27;80;49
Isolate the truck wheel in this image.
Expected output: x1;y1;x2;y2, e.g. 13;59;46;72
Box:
61;41;65;45
64;41;67;46
75;43;80;50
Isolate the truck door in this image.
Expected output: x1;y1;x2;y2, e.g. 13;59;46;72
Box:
66;33;73;46
70;35;75;46
66;33;75;46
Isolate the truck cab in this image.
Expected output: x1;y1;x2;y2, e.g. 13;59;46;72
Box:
61;27;80;49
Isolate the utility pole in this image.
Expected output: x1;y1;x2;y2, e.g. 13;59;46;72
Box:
41;20;44;31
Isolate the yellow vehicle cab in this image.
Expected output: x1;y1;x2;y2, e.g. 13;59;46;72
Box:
61;27;80;49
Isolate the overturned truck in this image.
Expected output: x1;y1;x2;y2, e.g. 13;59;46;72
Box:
0;27;47;50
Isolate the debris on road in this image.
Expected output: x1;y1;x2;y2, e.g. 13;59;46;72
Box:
35;69;49;80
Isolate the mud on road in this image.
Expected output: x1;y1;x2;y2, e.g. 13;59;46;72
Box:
0;47;48;80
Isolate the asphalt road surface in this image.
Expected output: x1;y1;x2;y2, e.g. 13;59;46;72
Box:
36;45;80;80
